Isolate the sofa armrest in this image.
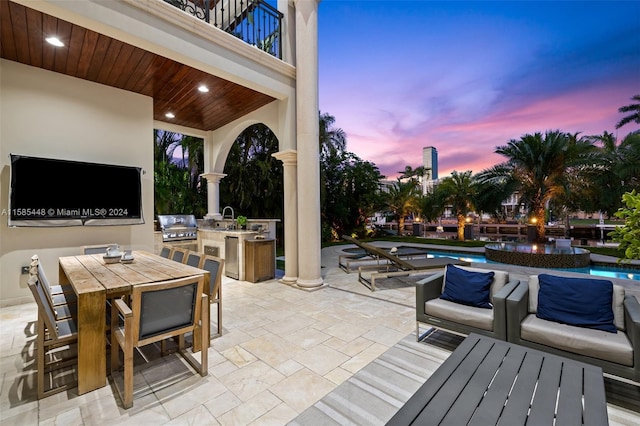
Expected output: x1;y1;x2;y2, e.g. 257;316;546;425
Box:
493;280;521;303
624;295;640;379
492;280;521;340
415;272;444;319
506;281;529;343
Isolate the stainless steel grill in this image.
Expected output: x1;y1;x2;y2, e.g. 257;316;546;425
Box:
157;214;198;242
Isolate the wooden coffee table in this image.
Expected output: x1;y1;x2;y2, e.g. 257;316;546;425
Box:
387;333;609;425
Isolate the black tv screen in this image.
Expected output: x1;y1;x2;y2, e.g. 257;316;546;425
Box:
9;154;144;227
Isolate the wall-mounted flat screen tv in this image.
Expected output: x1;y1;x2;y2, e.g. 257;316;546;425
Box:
9;154;144;227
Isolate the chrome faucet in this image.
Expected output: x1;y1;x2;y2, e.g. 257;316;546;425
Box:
221;206;235;229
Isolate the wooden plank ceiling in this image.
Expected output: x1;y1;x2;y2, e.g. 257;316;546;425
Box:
0;1;275;131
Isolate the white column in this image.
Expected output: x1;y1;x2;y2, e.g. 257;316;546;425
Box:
200;172;227;220
272;150;298;284
293;0;322;288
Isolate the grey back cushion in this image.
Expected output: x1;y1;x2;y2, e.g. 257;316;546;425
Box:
202;258;221;296
139;283;197;340
186;253;200;267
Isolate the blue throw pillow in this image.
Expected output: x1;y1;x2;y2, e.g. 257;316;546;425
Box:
536;274;616;333
440;265;494;309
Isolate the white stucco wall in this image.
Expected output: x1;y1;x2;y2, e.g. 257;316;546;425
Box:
0;59;155;306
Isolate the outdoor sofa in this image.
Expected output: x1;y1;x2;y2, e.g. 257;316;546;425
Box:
416;265;520;341
506;274;640;382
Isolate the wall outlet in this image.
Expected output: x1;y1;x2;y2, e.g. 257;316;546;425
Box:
21;266;30;275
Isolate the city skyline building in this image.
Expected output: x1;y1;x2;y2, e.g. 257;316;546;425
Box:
422;146;438;180
422;146;438;194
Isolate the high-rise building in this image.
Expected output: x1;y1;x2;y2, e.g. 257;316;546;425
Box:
422;146;438;194
422;146;438;180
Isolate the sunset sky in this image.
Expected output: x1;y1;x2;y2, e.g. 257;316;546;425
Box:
317;1;640;179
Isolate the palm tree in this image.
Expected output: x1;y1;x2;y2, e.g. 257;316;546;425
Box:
386;178;421;236
477;130;595;242
584;131;640;218
435;171;478;240
474;177;514;223
319;111;346;158
398;165;428;180
616;94;640;130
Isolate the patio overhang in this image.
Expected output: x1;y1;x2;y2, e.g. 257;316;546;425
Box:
0;0;277;132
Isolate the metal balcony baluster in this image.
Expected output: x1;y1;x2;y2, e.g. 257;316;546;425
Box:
162;0;283;59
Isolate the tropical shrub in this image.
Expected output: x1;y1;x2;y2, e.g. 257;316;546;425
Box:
609;190;640;260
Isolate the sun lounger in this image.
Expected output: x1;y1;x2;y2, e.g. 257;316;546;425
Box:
341;236;470;291
339;236;429;273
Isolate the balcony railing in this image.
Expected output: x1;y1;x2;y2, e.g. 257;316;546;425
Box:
164;0;283;59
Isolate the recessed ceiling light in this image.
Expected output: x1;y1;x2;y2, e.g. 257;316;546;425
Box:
165;112;175;119
45;37;64;47
198;85;209;93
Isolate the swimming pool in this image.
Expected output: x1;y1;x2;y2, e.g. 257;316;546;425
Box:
426;251;640;281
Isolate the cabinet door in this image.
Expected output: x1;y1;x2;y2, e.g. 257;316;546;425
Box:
245;240;275;283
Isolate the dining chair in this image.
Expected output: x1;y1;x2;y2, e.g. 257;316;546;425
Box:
29;255;77;311
159;245;172;258
27;278;78;398
199;254;225;338
184;251;202;268
170;247;189;263
110;275;208;408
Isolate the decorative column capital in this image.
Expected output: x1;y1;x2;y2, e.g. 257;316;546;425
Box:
272;149;297;166
200;172;227;184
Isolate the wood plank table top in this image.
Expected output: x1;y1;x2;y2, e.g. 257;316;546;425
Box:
386;333;609;426
59;250;208;296
58;250;209;395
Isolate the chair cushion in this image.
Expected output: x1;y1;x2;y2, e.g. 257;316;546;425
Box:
425;299;494;331
528;275;626;331
521;315;633;366
440;265;494;309
536;274;616;333
448;265;508;301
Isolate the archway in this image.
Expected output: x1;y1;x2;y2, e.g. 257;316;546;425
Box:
219;123;284;245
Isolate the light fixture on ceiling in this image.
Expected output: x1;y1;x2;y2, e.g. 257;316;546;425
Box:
198;85;209;93
165;112;175;119
45;36;64;47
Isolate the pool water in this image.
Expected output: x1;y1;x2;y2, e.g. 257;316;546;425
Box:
427;251;640;281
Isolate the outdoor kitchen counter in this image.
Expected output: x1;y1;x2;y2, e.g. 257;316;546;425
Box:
198;228;258;281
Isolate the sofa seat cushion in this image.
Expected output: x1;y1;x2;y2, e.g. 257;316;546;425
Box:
425;299;494;331
521;315;633;366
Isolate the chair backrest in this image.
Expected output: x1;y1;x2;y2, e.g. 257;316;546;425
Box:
170;247;189;263
199;254;224;299
34;261;59;309
130;275;204;347
82;244;116;255
184;252;202;268
27;278;60;339
366;243;414;269
159;246;172;258
342;235;396;262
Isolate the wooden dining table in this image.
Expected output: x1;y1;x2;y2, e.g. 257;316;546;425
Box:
58;250;209;395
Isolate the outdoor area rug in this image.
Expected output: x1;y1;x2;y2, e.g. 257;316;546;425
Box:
290;329;640;425
289;330;454;425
